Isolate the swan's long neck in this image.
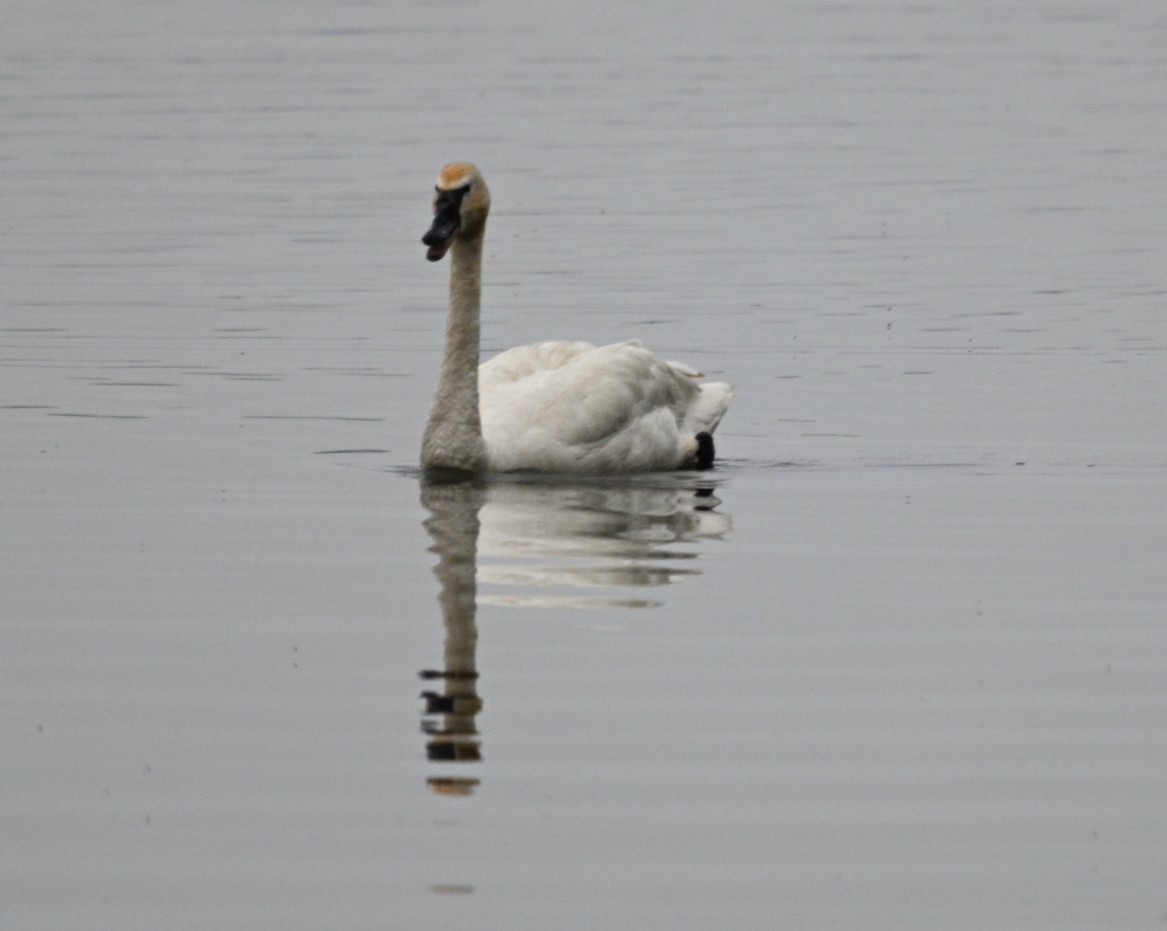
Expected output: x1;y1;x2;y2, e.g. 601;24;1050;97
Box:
422;231;488;472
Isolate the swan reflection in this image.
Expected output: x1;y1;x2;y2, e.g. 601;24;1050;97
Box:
418;474;731;794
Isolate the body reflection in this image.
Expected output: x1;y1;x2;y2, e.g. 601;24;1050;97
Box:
418;474;731;793
476;479;730;608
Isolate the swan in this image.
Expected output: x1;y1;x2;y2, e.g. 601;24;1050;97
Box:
420;162;732;474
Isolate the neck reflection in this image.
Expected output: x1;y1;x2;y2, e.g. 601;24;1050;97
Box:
419;478;486;796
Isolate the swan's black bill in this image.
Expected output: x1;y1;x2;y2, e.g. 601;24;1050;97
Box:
423;185;469;262
423;215;459;261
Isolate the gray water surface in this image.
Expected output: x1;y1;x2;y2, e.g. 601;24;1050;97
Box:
3;1;1166;928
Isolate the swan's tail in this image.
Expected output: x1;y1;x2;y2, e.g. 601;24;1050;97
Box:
683;381;733;436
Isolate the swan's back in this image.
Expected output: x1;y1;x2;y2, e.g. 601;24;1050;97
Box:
479;339;732;472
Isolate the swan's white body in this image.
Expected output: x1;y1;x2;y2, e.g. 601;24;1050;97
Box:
421;163;732;474
479;338;731;472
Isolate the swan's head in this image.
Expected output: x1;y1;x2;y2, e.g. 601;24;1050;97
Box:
422;162;491;262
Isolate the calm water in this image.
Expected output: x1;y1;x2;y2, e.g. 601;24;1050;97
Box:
3;1;1166;928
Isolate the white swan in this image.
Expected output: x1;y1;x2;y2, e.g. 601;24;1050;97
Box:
420;162;732;474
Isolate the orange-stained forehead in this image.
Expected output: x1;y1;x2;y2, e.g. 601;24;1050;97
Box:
437;162;478;190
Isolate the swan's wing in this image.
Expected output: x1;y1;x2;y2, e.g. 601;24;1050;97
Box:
479;340;599;390
480;340;724;471
482;340;694;444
